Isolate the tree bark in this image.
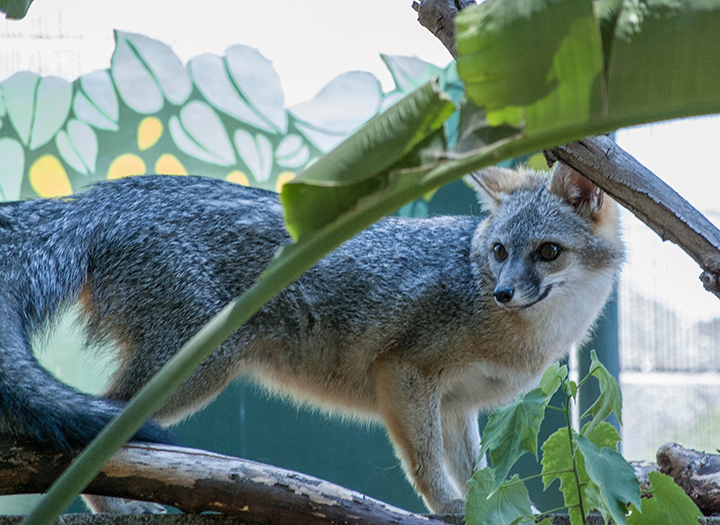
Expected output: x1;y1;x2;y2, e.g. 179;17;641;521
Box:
0;442;456;525
656;442;720;516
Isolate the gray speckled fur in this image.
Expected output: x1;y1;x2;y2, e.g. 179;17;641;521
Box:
0;169;624;513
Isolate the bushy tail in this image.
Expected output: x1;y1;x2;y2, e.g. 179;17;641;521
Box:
0;221;171;451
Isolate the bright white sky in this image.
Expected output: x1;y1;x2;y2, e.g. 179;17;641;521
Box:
3;0;720;320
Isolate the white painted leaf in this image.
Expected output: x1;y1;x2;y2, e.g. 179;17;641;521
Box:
56;130;86;175
381;55;443;92
119;31;192;106
30;76;72;151
73;91;119;131
80;70;119;123
0;138;24;201
289;71;381;134
188;53;273;132
234;129;273;181
111;32;164;114
293;123;346;152
1;71;40;145
380;91;404;111
56;119;97;174
275;135;309;168
226;45;287;133
169;101;235;166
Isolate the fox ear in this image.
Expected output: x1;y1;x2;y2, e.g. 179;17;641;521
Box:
465;167;528;213
549;162;604;219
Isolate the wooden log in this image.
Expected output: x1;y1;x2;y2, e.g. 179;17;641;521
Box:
0;442;455;525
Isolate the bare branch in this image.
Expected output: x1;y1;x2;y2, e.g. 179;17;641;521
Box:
657;442;720;515
412;0;475;57
0;442;455;525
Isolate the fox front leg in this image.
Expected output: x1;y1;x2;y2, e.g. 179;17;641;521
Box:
373;359;465;514
441;404;484;495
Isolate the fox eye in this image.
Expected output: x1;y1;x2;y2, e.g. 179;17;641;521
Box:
537;242;561;261
493;243;508;261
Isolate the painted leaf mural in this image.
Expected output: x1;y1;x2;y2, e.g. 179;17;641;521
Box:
0;30;452;199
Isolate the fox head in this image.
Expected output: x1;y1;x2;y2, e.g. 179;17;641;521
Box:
468;163;624;315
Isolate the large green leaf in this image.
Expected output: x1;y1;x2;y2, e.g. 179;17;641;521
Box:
456;0;720;140
480;388;549;489
575;435;641;525
581;349;623;435
280;79;456;240
541;422;620;525
0;0;32;18
465;469;534;525
456;0;603;133
629;471;704;525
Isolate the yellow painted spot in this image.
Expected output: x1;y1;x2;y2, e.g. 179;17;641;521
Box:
107;154;147;180
275;171;295;192
29;154;72;198
154;154;187;176
137;116;163;151
226;170;249;186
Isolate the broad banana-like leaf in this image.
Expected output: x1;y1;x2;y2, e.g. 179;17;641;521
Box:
456;0;720;141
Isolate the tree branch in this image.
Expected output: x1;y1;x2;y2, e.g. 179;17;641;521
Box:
0;442;456;525
412;0;475;58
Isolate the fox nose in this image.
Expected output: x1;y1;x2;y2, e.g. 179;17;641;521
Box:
494;286;514;304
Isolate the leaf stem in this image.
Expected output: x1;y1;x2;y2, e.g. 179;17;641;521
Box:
565;390;587;525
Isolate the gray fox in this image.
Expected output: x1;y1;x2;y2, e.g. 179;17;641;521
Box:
0;162;623;514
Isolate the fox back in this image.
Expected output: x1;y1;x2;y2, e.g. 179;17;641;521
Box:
0;164;623;514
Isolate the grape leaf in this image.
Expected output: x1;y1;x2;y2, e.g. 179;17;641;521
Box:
575;435;641;525
582;350;622;435
465;469;533;525
481;388;549;488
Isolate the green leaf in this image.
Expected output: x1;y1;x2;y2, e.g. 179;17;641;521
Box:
465;469;534;525
456;0;720;142
582;349;622;435
647;472;703;525
281;79;455;240
607;0;720;125
456;0;604;134
539;361;568;397
0;0;33;18
541;426;587;525
628;498;668;525
575;435;641;525
481;388;549;488
583;420;621;451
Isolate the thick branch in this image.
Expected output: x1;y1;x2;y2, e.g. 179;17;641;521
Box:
0;442;453;525
545;137;720;298
657;443;720;515
412;0;475;57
